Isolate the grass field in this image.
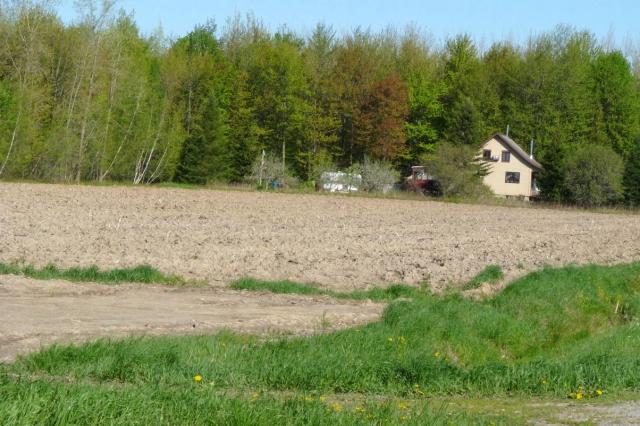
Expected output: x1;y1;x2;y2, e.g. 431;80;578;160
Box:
3;262;640;424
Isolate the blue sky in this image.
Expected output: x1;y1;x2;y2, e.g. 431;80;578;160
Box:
56;0;640;46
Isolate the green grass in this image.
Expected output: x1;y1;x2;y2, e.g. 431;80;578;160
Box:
231;278;423;301
0;375;501;425
3;262;640;423
0;262;189;285
463;265;504;290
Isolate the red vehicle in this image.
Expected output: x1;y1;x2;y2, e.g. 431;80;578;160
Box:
403;166;442;196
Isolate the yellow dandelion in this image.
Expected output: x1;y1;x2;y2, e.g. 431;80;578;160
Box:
576;392;583;400
331;402;343;412
193;374;202;383
596;389;604;396
319;395;326;402
434;351;441;358
397;402;409;410
304;396;314;402
251;392;260;400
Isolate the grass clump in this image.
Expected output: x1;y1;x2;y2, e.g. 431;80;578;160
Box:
464;265;504;290
0;262;188;285
231;278;423;301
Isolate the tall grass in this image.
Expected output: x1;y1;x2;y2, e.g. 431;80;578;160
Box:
0;375;499;425
0;262;188;285
12;262;640;398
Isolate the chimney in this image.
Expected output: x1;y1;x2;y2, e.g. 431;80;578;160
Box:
506;124;510;137
530;140;535;159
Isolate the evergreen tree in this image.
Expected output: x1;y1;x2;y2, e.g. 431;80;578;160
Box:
624;139;640;204
440;35;485;145
226;71;259;182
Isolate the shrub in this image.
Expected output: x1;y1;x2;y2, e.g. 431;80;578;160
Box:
359;157;400;193
562;144;624;206
247;152;298;189
421;142;491;198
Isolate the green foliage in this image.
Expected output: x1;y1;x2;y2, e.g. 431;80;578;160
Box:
562;144;625;206
422;142;491;198
624;139;640;204
0;262;187;285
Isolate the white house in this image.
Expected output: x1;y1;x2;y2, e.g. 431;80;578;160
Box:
480;134;543;200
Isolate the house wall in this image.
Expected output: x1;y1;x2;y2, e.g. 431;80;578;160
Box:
481;137;534;198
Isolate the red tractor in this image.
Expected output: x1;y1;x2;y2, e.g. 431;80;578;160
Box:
403;166;442;196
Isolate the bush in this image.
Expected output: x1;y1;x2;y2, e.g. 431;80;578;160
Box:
562;144;624;206
247;152;298;189
421;142;491;198
359;157;400;193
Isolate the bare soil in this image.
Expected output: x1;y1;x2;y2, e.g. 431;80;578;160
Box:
0;275;383;362
1;182;640;290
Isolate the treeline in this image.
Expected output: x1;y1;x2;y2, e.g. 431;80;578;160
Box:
1;2;640;203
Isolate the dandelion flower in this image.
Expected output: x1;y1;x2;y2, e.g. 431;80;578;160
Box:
576;392;583;400
193;375;202;383
319;395;326;402
304;396;313;402
596;389;604;396
331;402;343;412
434;351;441;358
397;402;409;410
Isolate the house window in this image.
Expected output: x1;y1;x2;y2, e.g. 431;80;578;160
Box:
505;172;520;184
483;149;491;160
501;151;510;162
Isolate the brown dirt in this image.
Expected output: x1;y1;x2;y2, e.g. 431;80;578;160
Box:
0;275;384;362
2;182;640;290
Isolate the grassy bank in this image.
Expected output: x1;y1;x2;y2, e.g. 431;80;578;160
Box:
0;262;189;286
3;262;640;423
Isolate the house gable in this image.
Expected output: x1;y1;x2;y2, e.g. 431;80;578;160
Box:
480;134;541;199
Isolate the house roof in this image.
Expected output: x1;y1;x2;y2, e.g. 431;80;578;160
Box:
490;134;543;171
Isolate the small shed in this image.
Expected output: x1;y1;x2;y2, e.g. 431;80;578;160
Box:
480;134;543;200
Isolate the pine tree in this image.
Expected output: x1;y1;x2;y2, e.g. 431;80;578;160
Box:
625;139;640;204
226;71;259;182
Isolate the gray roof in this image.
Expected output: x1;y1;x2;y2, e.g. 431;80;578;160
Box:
491;134;543;171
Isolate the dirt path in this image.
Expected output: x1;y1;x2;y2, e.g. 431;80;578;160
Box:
1;183;640;290
0;275;384;363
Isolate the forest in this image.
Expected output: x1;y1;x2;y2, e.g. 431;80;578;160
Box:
1;1;640;204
